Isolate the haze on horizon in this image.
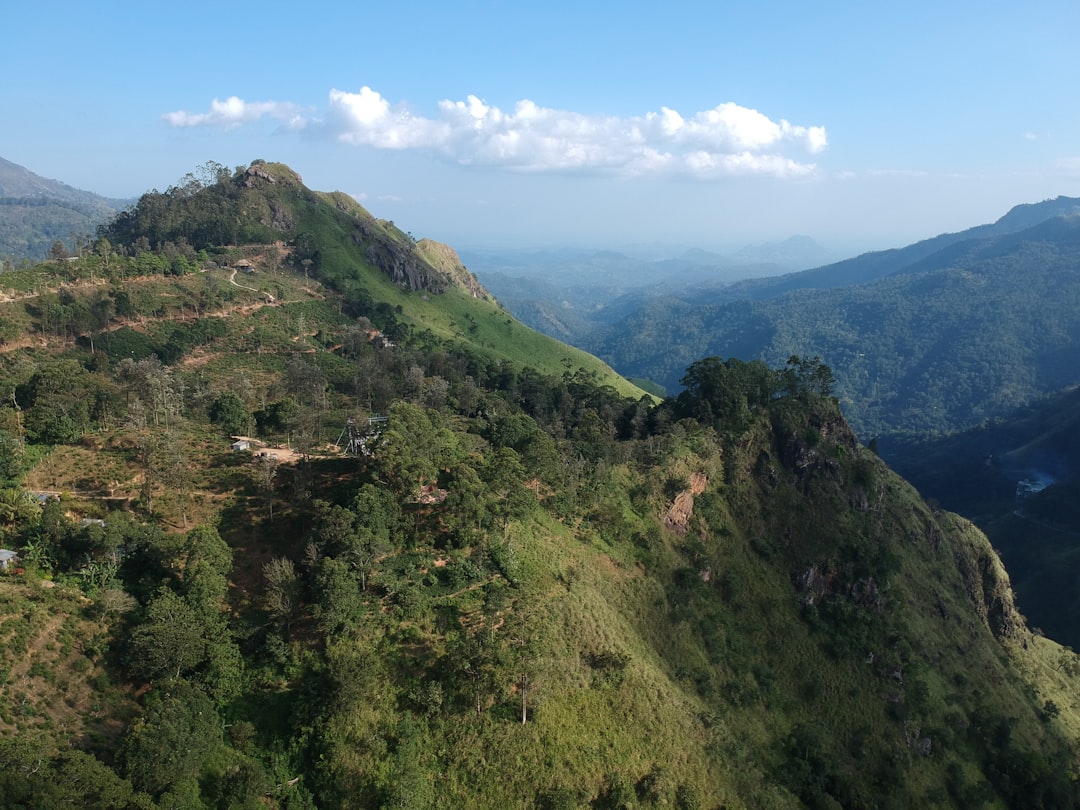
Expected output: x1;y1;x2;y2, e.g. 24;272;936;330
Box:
4;1;1079;258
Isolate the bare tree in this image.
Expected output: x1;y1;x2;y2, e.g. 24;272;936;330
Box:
253;454;279;522
263;556;300;638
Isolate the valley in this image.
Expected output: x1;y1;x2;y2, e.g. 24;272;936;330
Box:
0;161;1079;808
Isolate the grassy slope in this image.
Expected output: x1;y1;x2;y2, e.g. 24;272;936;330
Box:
310;403;1080;807
293;180;650;401
3;309;1080;806
1;168;1078;806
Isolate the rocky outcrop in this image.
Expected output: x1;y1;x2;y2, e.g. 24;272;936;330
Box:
357;231;445;293
416;239;493;301
951;517;1029;644
793;563;883;609
241;161;303;188
777;409;859;491
663;472;708;535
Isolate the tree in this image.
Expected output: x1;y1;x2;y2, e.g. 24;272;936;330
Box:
0;489;36;537
781;355;836;399
209;392;250;436
383;715;435;809
156;430;191;527
115;357;183;428
482;447;536;535
674;356;779;432
285;355;328;412
95;236;113;273
181;525;232;609
48;239;68;261
263;556;301;638
119;680;223;797
254;397;299;442
72;292;114;354
312;556;367;633
253;453;278;521
377;402;461;497
444;463;486;545
127;588;207;681
0;427;25;486
134;429;190;523
17;359;96;444
448;628;502;716
0;738;154;809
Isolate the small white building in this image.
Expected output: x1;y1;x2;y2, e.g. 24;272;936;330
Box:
0;549;20;571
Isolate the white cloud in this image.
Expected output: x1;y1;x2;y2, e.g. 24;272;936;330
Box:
164;87;828;179
162;96;305;129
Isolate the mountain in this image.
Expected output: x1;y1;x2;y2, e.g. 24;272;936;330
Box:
731;234;838;270
0;156;126;261
97;160;646;400
468;244;799;347
2;162;1080;807
886;385;1080;650
586;201;1080;439
712;195;1080;303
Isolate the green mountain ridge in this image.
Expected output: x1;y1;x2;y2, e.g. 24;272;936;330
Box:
97;160;647;401
716;195;1080;302
0;156;126;262
888;385;1080;651
0;161;1078;807
586;208;1080;439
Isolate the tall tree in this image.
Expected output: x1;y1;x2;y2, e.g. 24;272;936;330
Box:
127;588;206;681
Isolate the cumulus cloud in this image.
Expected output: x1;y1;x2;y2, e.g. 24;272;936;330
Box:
164;87;827;178
162;96;305;129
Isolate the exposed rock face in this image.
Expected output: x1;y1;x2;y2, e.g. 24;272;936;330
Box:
663;472;708;535
957;542;1027;643
269;200;293;232
228;163;491;300
416;239;493;301
777;410;859;491
241;162;303;188
792;564;882;608
357;231;445;293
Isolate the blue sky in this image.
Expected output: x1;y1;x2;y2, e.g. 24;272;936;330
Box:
4;0;1079;254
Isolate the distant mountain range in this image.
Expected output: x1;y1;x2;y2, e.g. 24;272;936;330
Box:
573;195;1080;439
465;236;838;344
0;156;127;261
705;195;1080;303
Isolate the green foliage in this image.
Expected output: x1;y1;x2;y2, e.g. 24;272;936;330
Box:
126;588;210;682
0;427;25;486
588;216;1080;438
377;402;462;497
16;359;99;443
208;392;249;436
0;737;153;809
4;164;1080;810
119;679;223;798
674;356;777;432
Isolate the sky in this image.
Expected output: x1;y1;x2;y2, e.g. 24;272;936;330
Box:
3;0;1080;256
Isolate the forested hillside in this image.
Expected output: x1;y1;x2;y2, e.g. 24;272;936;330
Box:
887;385;1080;652
0;163;1079;808
0;156;124;263
585;209;1080;439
